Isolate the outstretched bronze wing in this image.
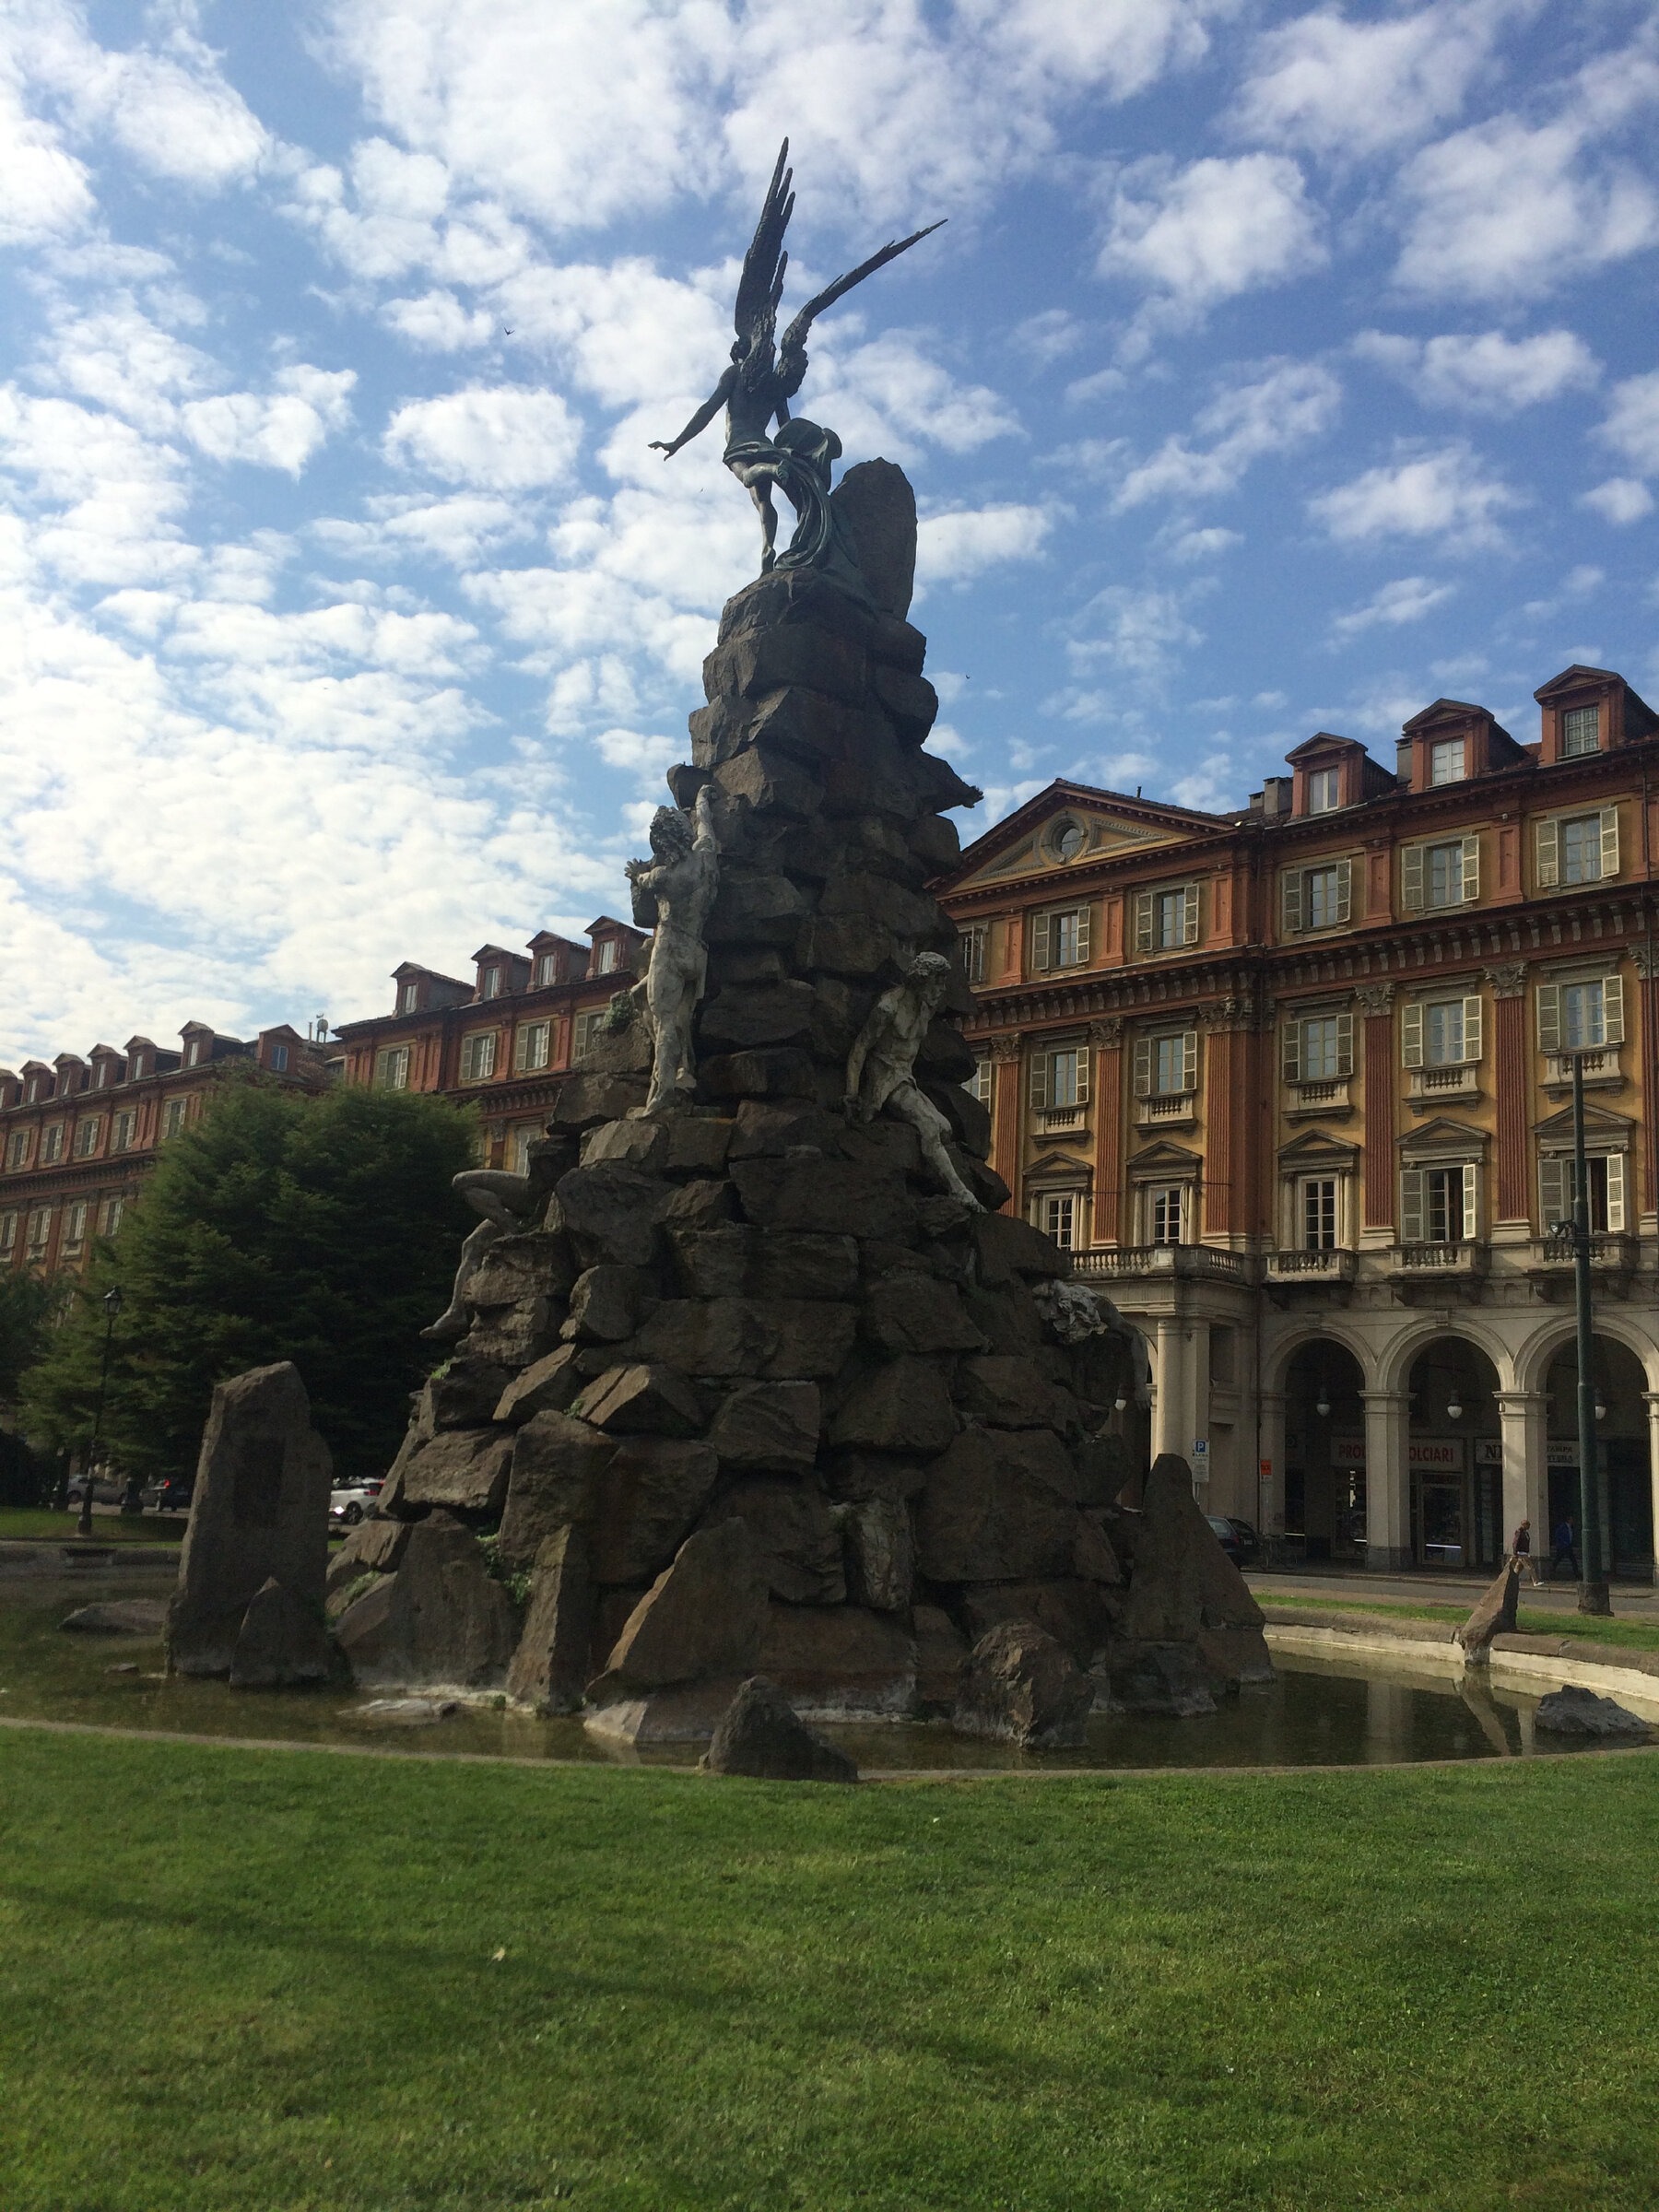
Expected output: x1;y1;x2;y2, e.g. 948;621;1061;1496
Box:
735;139;794;346
778;216;946;365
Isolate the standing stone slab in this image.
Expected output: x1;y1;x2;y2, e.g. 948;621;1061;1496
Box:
1116;1453;1271;1690
167;1362;333;1677
229;1576;333;1688
701;1676;859;1783
335;1512;518;1690
593;1520;769;1696
506;1527;595;1714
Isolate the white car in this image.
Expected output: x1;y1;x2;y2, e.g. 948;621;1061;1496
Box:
328;1479;382;1527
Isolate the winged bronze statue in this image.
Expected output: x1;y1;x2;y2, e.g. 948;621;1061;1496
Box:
651;140;943;577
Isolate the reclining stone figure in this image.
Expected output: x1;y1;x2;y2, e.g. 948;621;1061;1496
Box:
844;952;982;1212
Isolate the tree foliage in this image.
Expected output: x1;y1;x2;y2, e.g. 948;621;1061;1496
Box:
20;1073;475;1483
0;1268;53;1406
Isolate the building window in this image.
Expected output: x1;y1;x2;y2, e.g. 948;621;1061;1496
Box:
1404;836;1478;911
184;1039;203;1068
1300;1177;1338;1250
25;1077;42;1104
1283;1011;1354;1084
161;1098;188;1139
959;924;987;984
0;1211;15;1254
965;1058;992;1107
1403;994;1482;1068
129;1053;146;1080
41;1124;65;1164
97;1196;125;1237
1041;1192;1078;1249
573;1009;605;1060
594;939;618;975
1537;808;1618;888
25;1207;52;1256
1133;1029;1198;1099
6;1132;30;1170
481;968;501;999
399;982;418;1014
1306;766;1341;813
459;1031;498;1083
95;1062;111;1088
63;1200;88;1251
1561;704;1600;758
1047;816;1087;863
513;1020;552;1074
1030;1043;1088;1112
269;1042;289;1073
509;1125;535;1175
1429;737;1466;786
375;1046;411;1091
1135;884;1199;954
72;1118;100;1159
1540;1153;1625;1234
1401;1162;1477;1243
1147;1185;1185;1245
1537;976;1624;1054
111;1110;135;1152
535;951;559;987
1031;905;1090;971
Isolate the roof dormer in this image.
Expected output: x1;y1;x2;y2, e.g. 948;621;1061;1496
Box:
583;915;648;980
53;1053;88;1096
1283;733;1392;817
88;1044;125;1089
0;1069;20;1110
527;930;583;988
20;1059;53;1105
471;944;530;1001
123;1035;158;1082
391;961;473;1016
256;1025;307;1077
1399;699;1526;794
179;1021;219;1071
1534;665;1659;767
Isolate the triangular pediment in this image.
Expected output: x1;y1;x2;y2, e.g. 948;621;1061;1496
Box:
1127;1138;1203;1173
1534;1100;1633;1142
946;778;1226;893
1027;1147;1093;1183
1398;1115;1489;1155
1278;1128;1359;1169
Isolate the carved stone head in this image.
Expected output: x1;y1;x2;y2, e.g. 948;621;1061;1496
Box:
909;951;953;1008
649;805;694;862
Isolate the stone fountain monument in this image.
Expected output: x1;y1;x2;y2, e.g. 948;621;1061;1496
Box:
324;145;1269;1742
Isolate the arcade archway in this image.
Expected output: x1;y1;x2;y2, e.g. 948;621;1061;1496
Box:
1406;1337;1503;1571
1283;1338;1367;1563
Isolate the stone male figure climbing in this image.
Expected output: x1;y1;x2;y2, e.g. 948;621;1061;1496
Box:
626;783;720;1114
844;951;982;1212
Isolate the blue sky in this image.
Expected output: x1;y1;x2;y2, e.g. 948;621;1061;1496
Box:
3;1;1657;1065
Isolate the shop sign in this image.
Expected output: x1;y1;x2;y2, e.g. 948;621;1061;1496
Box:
1326;1437;1469;1471
1330;1436;1365;1465
1475;1440;1503;1467
1547;1440;1607;1470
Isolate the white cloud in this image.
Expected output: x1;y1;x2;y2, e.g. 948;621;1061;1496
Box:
1114;359;1340;508
1330;575;1456;641
594;725;679;795
915;503;1052;590
1393;47;1659;299
1354;327;1598;414
1097;154;1325;346
1009;308;1084;369
1053;584;1205;709
1233;2;1514;159
1594;371;1659;476
0;79;93;243
382;288;495;350
1309;441;1524;549
384;385;582;489
1580;477;1653;525
182;366;357;475
1164;525;1242;562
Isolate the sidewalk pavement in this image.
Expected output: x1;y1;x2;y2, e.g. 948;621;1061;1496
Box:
1245;1564;1659;1618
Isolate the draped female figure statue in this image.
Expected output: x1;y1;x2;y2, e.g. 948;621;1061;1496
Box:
650;140;942;577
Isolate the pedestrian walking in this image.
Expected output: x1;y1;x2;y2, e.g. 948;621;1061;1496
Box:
1511;1518;1540;1587
1551;1516;1581;1581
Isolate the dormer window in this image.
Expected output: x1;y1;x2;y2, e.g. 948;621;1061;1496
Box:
535;952;559;987
130;1053;145;1080
399;982;418;1014
270;1042;289;1073
96;1063;110;1088
594;939;618;975
481;968;501;999
1561;704;1600;758
1430;737;1466;787
184;1039;203;1068
1306;766;1340;813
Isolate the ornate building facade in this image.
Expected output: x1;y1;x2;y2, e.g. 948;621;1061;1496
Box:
938;665;1659;1577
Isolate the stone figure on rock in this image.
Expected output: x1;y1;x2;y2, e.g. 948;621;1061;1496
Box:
649;138;941;580
422;1161;552;1342
627;782;721;1114
844;952;982;1212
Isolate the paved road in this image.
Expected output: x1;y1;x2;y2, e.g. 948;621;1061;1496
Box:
1246;1565;1659;1619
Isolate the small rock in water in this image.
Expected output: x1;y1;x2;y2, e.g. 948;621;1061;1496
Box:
701;1677;858;1783
105;1662;140;1675
351;1696;462;1727
1535;1685;1652;1737
60;1600;169;1635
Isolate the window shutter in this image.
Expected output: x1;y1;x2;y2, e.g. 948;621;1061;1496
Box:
1600;806;1620;880
1132;1036;1153;1097
1281;871;1303;935
1075;1046;1091;1106
1402;1001;1424;1067
1535;818;1559;888
1182;1030;1198;1091
1462;995;1483;1065
1030;912;1051;972
1133;892;1154;954
1028;1052;1049;1110
512;1027;529;1073
1402;846;1425;911
1462;1162;1479;1241
1602;973;1625;1044
1606;1151;1627;1232
1460;834;1480;903
1074;904;1091;964
1535;982;1560;1053
1335;858;1353;924
1281;1020;1301;1083
1182;884;1200;946
1335;1011;1355;1077
1400;1166;1425;1241
1539;1155;1566;1232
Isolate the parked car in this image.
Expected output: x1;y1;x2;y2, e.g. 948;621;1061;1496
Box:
1208;1515;1262;1571
63;1475;123;1510
329;1479;383;1527
149;1476;194;1514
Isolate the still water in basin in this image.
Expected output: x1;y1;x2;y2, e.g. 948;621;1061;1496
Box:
0;1573;1633;1771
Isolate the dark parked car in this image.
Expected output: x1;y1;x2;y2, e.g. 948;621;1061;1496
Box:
63;1474;122;1510
1207;1515;1262;1570
150;1476;194;1513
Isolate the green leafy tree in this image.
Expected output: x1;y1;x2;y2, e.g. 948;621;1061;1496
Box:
0;1268;53;1406
21;1073;475;1483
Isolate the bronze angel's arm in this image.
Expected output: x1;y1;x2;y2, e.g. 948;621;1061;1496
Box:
650;363;737;458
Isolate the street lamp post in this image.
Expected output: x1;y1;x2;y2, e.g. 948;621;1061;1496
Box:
76;1286;124;1542
1568;1051;1610;1617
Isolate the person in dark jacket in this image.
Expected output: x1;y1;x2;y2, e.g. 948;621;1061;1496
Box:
1552;1517;1581;1580
1511;1518;1540;1587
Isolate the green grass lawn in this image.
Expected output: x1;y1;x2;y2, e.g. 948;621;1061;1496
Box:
1;1729;1656;2211
1260;1590;1659;1656
0;1506;185;1544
